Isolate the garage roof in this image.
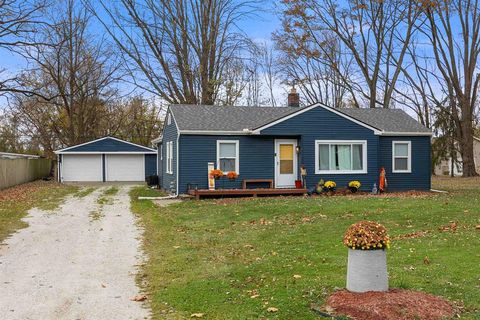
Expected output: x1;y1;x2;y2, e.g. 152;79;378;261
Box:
55;137;157;154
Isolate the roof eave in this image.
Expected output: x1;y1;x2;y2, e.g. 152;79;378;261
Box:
179;130;256;135
54;136;157;154
379;131;433;136
151;136;163;144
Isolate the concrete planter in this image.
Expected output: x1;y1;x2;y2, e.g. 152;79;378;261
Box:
346;248;388;292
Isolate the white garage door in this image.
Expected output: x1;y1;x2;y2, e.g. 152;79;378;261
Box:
62;154;102;182
106;154;144;182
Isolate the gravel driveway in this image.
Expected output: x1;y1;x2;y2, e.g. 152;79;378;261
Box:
0;185;150;320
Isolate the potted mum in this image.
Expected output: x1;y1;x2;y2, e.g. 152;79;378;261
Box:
210;169;224;180
348;180;361;193
343;221;390;292
323;180;336;193
226;171;238;180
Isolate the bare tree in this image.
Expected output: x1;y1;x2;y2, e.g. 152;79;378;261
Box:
421;0;480;176
260;43;279;107
0;0;48;97
85;0;259;105
12;0;122;155
275;0;421;108
392;42;443;128
274;24;353;107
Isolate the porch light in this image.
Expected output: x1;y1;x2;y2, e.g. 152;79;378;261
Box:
296;145;301;154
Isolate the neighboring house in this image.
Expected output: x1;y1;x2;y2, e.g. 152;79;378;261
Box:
155;103;432;195
55;137;157;182
433;136;480;176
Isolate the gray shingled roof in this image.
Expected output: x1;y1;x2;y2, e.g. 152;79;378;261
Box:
169;104;431;134
338;108;431;133
170;104;301;131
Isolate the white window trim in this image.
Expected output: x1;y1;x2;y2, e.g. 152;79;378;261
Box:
392;141;412;173
314;140;368;174
216;140;240;174
166;141;173;174
167;114;171;126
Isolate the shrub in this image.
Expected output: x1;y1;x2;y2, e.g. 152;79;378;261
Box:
343;221;390;250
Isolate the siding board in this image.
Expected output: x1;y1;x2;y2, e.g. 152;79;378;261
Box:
162;110;178;193
260;107;380;191
379;136;431;191
178;135;275;193
145;154;157;178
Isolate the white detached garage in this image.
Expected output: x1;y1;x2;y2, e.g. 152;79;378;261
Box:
55;137;157;182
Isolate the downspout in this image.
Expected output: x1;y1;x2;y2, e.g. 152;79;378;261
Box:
176;133;180;196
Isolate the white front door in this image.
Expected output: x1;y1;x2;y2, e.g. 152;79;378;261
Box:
275;139;298;188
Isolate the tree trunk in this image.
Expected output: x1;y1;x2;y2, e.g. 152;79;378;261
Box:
459;122;478;176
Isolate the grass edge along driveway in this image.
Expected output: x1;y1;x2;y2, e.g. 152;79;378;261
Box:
131;181;479;319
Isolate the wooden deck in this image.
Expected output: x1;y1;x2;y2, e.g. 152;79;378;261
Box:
188;188;307;200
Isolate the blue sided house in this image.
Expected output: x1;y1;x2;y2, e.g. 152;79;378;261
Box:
55;137;157;182
155;103;432;195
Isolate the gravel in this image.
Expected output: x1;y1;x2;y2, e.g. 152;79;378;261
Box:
0;185;150;320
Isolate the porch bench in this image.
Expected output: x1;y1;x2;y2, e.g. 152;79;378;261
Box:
242;179;273;189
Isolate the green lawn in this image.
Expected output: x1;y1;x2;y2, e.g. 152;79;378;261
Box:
130;178;480;319
0;181;78;242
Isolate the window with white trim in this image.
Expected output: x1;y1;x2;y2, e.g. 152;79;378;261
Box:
315;140;367;174
392;141;411;173
217;140;239;173
166;141;173;174
167;114;171;126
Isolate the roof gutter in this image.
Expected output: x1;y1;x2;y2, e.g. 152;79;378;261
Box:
379;131;433;136
178;129;256;135
151;136;163;144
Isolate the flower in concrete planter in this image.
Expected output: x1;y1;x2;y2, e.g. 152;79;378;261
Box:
343;221;390;250
344;221;390;292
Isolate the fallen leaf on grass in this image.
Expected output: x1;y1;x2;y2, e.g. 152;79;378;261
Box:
439;222;457;232
250;294;260;299
475;225;480;230
423;256;430;265
293;274;302;279
301;216;312;222
190;313;204;318
267;307;278;313
392;230;429;240
130;295;147;301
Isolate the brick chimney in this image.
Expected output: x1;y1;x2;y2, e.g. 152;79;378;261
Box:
288;87;300;107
